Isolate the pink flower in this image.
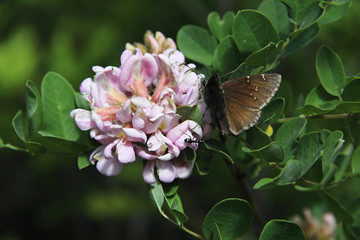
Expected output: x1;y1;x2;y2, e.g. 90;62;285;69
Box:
71;31;206;184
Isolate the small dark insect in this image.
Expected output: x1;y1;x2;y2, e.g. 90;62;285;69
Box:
184;138;203;144
203;72;281;135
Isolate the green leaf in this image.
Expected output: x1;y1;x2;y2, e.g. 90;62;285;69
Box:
319;192;354;224
274;159;304;185
162;180;179;197
253;178;275;189
351;146;360;174
246;126;272;149
346;73;360;85
233;10;279;53
275;118;307;162
203;139;234;164
258;97;285;128
258;0;291;40
299;2;324;29
40;72;81;141
202;198;254;240
26;80;42;140
0;137;4;148
318;0;352;25
322;131;343;175
259;219;305;240
207;11;235;41
329;102;360;114
177;105;203;124
342;79;360;101
167;193;188;224
297;132;323;177
283;24;320;57
343;224;360;240
242;141;284;164
304;85;339;107
75;92;90;110
150;181;165;216
296;103;335;116
316;46;346;96
253;160;303;189
276;81;294;114
177;25;218;66
245;41;284;67
12;110;26;142
12;110;46;154
281;0;318;25
78;155;90;170
214;36;243;74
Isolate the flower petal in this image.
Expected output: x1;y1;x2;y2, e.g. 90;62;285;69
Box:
70;109;96;131
143;160;156;184
96;156;123;176
104;139;120;159
157;161;176;183
141;53;159;86
135;146;157;160
173;157;194;179
123;128;147;143
116;141;136;163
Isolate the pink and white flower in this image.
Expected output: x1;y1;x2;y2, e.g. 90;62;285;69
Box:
71;31;206;184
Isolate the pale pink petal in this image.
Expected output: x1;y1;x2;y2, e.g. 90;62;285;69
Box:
135;146;157;160
116;99;132;123
120;49;135;65
132;116;145;129
94;134;115;145
157;161;176;183
70;109;96;131
89;146;105;165
79;78;93;95
161;112;179;134
147;134;163;153
92;65;104;73
96;156;123;176
158;152;177;161
141;53;158;86
131;96;152;108
143;160;156;184
123;128;147;143
174;157;194;179
119;55;140;92
104;139;120;159
116;141;135;163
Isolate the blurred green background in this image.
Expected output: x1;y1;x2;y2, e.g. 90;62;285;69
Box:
1;0;360;239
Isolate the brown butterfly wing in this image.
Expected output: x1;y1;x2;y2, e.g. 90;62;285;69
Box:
221;73;281;135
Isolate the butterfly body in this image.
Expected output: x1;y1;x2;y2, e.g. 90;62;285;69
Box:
204;72;281;135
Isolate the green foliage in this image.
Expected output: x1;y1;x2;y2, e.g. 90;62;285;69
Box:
202;198;254;240
176;25;218;66
316;46;346;96
259;219;305;240
233;10;279;53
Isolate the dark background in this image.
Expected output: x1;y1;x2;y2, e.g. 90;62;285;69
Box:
1;0;360;239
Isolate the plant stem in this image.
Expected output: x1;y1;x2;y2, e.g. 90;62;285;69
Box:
160;212;204;239
275;113;360;124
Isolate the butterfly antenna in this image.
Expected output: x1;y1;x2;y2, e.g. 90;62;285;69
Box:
219;68;241;79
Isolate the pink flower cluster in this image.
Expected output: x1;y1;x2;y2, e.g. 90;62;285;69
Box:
71;37;205;184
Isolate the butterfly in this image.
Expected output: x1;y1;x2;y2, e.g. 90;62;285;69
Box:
203;72;281;136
